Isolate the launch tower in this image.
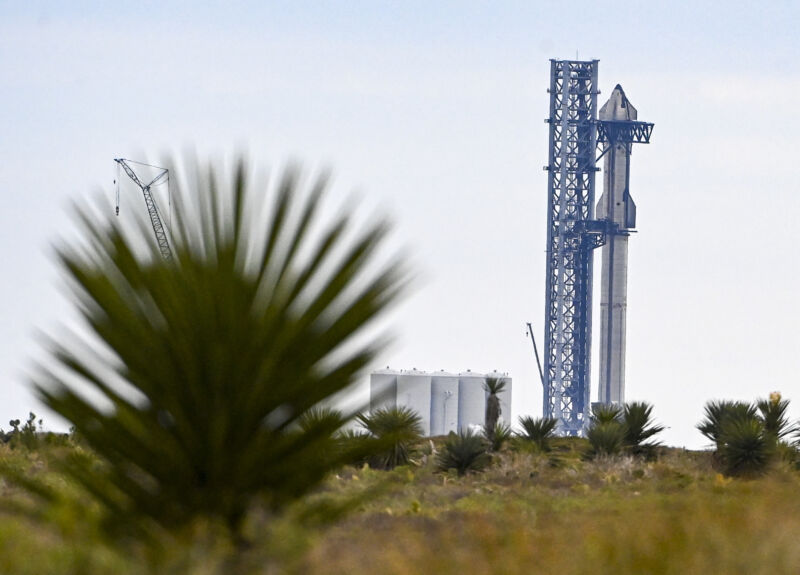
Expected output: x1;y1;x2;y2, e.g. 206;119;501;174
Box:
541;60;652;434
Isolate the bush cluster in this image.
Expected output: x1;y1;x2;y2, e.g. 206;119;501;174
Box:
697;393;799;477
585;402;665;459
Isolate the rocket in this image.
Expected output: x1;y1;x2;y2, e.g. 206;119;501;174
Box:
596;85;638;406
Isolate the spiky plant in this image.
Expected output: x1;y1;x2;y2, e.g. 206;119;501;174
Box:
297;406;345;433
517;416;558;452
622;401;664;456
484;421;512;452
757;392;796;442
436;430;491;476
719;417;774;477
698;400;758;448
586;421;626;458
11;159;407;542
591;403;623;425
358;406;423;470
483;377;507;445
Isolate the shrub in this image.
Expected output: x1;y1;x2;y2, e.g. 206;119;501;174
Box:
698;398;785;477
484;421;512;452
718;417;774;477
11;159;407;542
297;406;345;433
517;416;557;452
586;421;626;457
757;392;796;442
622;401;664;457
697;400;757;449
358;406;423;470
591;403;623;425
436;430;491;476
3;413;39;450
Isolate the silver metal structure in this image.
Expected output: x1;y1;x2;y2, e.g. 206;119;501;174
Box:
542;59;601;435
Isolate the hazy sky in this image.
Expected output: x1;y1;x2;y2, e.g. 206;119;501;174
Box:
3;1;800;448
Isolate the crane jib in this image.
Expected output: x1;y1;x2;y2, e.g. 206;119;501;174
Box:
114;158;173;260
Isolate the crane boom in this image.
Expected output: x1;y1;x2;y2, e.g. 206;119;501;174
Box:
114;158;172;260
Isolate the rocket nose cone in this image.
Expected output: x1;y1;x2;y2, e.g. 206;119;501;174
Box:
600;84;637;121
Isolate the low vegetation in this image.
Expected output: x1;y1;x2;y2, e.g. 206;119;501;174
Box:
436;430;491;476
698;393;797;477
357;406;423;470
517;415;557;451
2;427;800;574
586;401;665;459
2;157;800;572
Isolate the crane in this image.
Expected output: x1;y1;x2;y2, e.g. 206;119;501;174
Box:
114;158;172;260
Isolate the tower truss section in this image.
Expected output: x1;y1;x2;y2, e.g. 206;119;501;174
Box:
543;59;602;435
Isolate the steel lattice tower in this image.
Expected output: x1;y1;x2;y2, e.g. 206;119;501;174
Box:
543;60;602;435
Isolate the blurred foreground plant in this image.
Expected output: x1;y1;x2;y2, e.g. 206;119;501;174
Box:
8;158;408;543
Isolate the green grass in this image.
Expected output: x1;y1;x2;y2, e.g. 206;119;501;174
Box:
1;438;800;573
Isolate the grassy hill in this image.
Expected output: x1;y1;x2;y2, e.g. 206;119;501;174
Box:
2;437;799;574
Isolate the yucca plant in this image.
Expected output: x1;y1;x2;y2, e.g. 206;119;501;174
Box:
517;415;557;452
591;403;623;425
10;158;407;542
483;377;507;445
297;406;345;433
586;421;626;457
484;421;512;452
756;392;796;442
622;401;664;456
358;406;423;470
718;417;774;477
436;430;491;476
697;400;757;449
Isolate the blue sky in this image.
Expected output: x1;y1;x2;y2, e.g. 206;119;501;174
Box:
2;1;800;447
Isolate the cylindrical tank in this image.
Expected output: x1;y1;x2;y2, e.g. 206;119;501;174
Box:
369;371;397;413
458;372;486;433
430;373;459;436
397;371;432;436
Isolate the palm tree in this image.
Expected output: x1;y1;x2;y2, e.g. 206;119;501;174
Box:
17;158;409;542
483;377;507;445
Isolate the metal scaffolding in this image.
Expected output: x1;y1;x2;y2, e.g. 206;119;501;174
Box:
542;59;602;435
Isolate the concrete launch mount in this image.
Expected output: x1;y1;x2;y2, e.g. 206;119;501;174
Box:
541;60;653;435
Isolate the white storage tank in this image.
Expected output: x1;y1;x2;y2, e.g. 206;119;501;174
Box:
397;371;432;436
430;372;459;436
369;370;397;413
458;371;486;433
368;368;512;438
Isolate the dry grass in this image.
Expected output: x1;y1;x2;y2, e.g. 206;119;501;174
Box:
1;439;800;574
